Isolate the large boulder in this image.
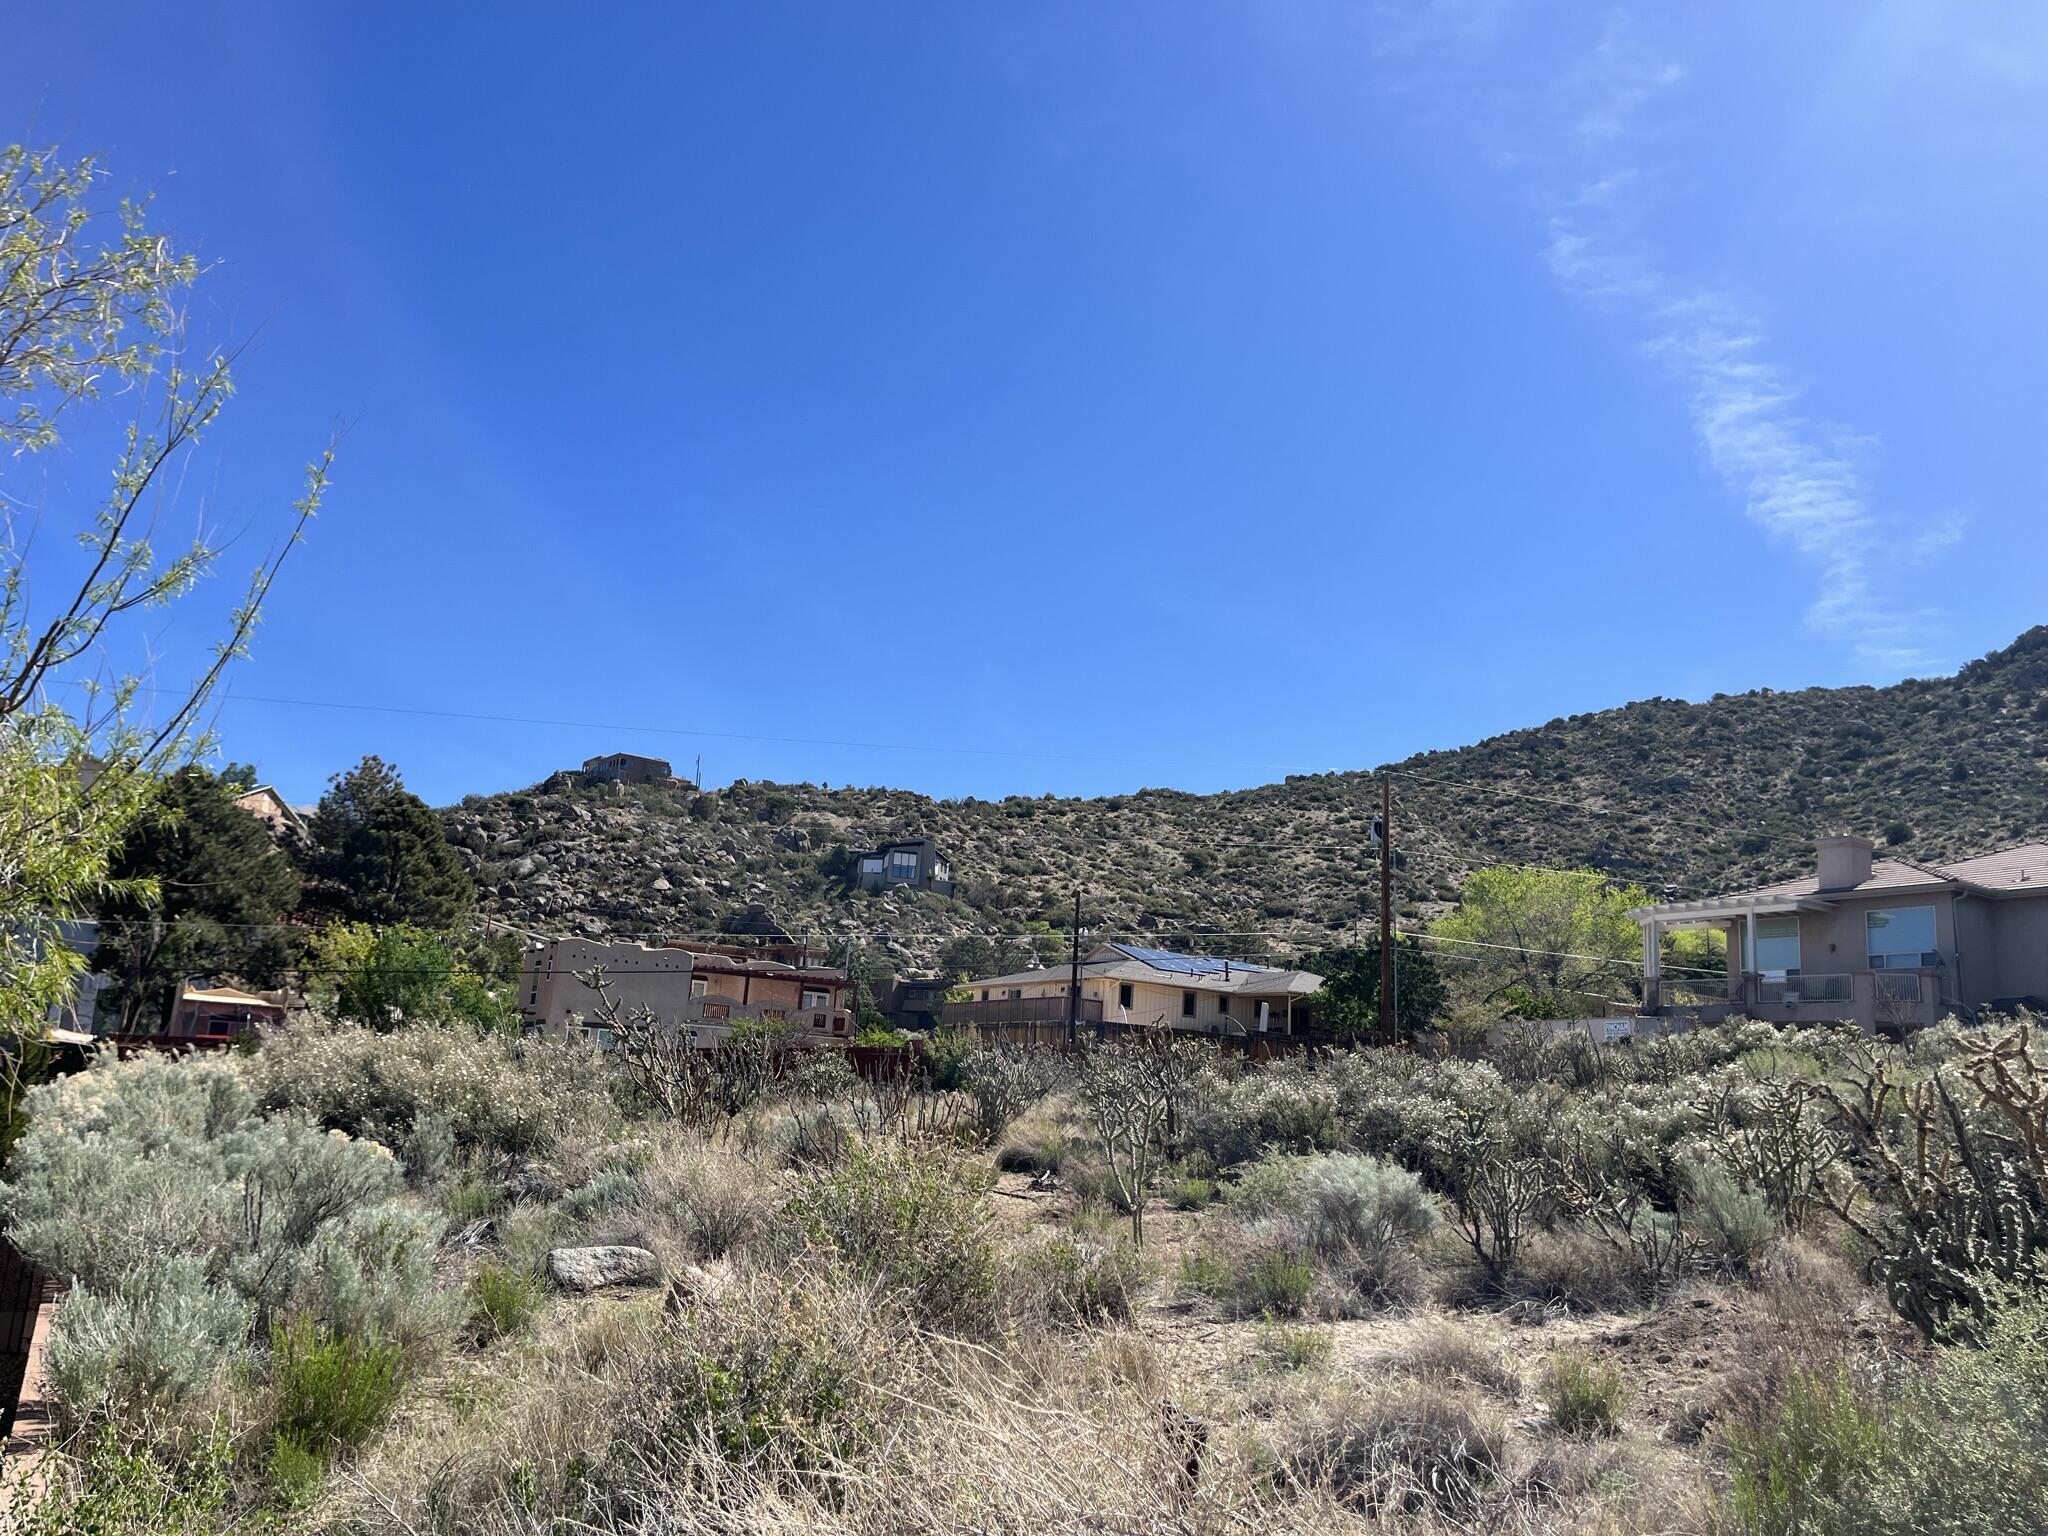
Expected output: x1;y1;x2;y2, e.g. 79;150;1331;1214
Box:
546;1244;662;1292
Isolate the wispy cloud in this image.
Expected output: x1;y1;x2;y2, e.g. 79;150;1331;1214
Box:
1381;6;1955;673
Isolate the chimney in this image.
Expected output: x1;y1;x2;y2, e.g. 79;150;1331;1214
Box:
1816;835;1875;892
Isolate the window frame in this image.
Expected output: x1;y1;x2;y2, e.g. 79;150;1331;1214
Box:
1753;915;1801;977
1866;905;1939;970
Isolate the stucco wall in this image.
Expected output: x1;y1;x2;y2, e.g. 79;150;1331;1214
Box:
1983;895;2048;1001
520;938;696;1037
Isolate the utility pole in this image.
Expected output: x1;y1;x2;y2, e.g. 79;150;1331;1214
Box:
1379;773;1396;1047
1067;887;1082;1046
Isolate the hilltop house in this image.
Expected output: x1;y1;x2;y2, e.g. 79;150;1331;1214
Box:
1634;835;2048;1035
232;785;308;841
945;943;1323;1036
518;936;854;1048
580;752;674;786
855;837;953;896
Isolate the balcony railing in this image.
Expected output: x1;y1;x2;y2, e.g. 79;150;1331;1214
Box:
1755;974;1853;1006
941;996;1105;1029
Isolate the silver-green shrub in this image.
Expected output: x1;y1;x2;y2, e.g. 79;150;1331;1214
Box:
1;1051;448;1430
41;1255;249;1423
248;1014;619;1160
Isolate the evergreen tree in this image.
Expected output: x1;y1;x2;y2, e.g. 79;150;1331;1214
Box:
1298;937;1447;1041
95;767;304;1031
305;757;473;929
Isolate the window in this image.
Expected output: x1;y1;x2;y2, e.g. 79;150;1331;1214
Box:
1867;906;1938;969
689;977;708;998
1182;991;1197;1018
1218;996;1231;1015
1118;982;1134;1010
1007;988;1022;1000
887;851;918;880
801;988;829;1009
1754;916;1801;976
860;856;883;874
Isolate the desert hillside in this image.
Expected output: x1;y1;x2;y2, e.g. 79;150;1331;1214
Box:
445;627;2048;967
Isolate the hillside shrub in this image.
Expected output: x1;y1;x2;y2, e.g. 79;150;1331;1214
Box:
1003;1230;1144;1327
469;1261;544;1341
1278;1382;1508;1518
41;1257;248;1426
1686;1160;1779;1277
267;1316;407;1485
1719;1366;1887;1536
782;1143;995;1331
248;1016;618;1161
615;1273;901;1481
1542;1350;1628;1437
2;1052;450;1435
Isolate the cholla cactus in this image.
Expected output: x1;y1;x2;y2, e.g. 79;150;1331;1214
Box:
1819;1022;2047;1338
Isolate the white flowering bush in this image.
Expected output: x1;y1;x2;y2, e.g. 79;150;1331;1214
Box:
248;1014;620;1160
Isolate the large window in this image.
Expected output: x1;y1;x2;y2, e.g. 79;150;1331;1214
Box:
801;988;829;1010
1867;906;1937;969
887;851;919;881
1754;916;1801;975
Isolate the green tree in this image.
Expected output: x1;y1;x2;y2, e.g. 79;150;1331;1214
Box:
304;758;472;929
93;767;304;1031
0;146;328;1036
936;928;1061;982
307;923;513;1032
1298;938;1448;1041
1430;866;1648;1020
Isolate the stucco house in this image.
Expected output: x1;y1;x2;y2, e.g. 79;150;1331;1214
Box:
945;943;1323;1036
518;936;854;1048
1633;835;2048;1035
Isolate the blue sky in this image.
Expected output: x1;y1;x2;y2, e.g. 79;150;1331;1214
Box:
13;1;2046;806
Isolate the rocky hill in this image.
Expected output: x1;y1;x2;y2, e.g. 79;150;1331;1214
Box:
444;627;2048;972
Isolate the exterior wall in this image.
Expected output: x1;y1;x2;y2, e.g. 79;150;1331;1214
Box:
966;973;1300;1033
1981;895;2048;1001
519;938;697;1037
1792;891;1960;1008
691;966;847;1013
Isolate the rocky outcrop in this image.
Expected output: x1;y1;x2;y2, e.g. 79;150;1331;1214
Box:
445;627;2048;970
546;1244;662;1292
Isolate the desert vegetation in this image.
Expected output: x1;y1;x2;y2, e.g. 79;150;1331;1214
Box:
3;1011;2046;1534
445;626;2048;969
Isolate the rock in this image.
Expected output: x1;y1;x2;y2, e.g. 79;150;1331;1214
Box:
546;1245;662;1292
663;1261;734;1313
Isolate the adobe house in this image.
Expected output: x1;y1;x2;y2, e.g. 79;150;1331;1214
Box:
517;936;855;1048
1633;835;2048;1035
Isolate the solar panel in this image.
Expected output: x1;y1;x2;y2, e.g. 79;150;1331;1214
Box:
1110;944;1270;976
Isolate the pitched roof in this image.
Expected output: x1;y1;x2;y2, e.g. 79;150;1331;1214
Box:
1932;842;2048;893
1733;858;1956;902
1635;840;2048;920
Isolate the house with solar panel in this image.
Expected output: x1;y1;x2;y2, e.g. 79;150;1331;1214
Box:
943;942;1324;1038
